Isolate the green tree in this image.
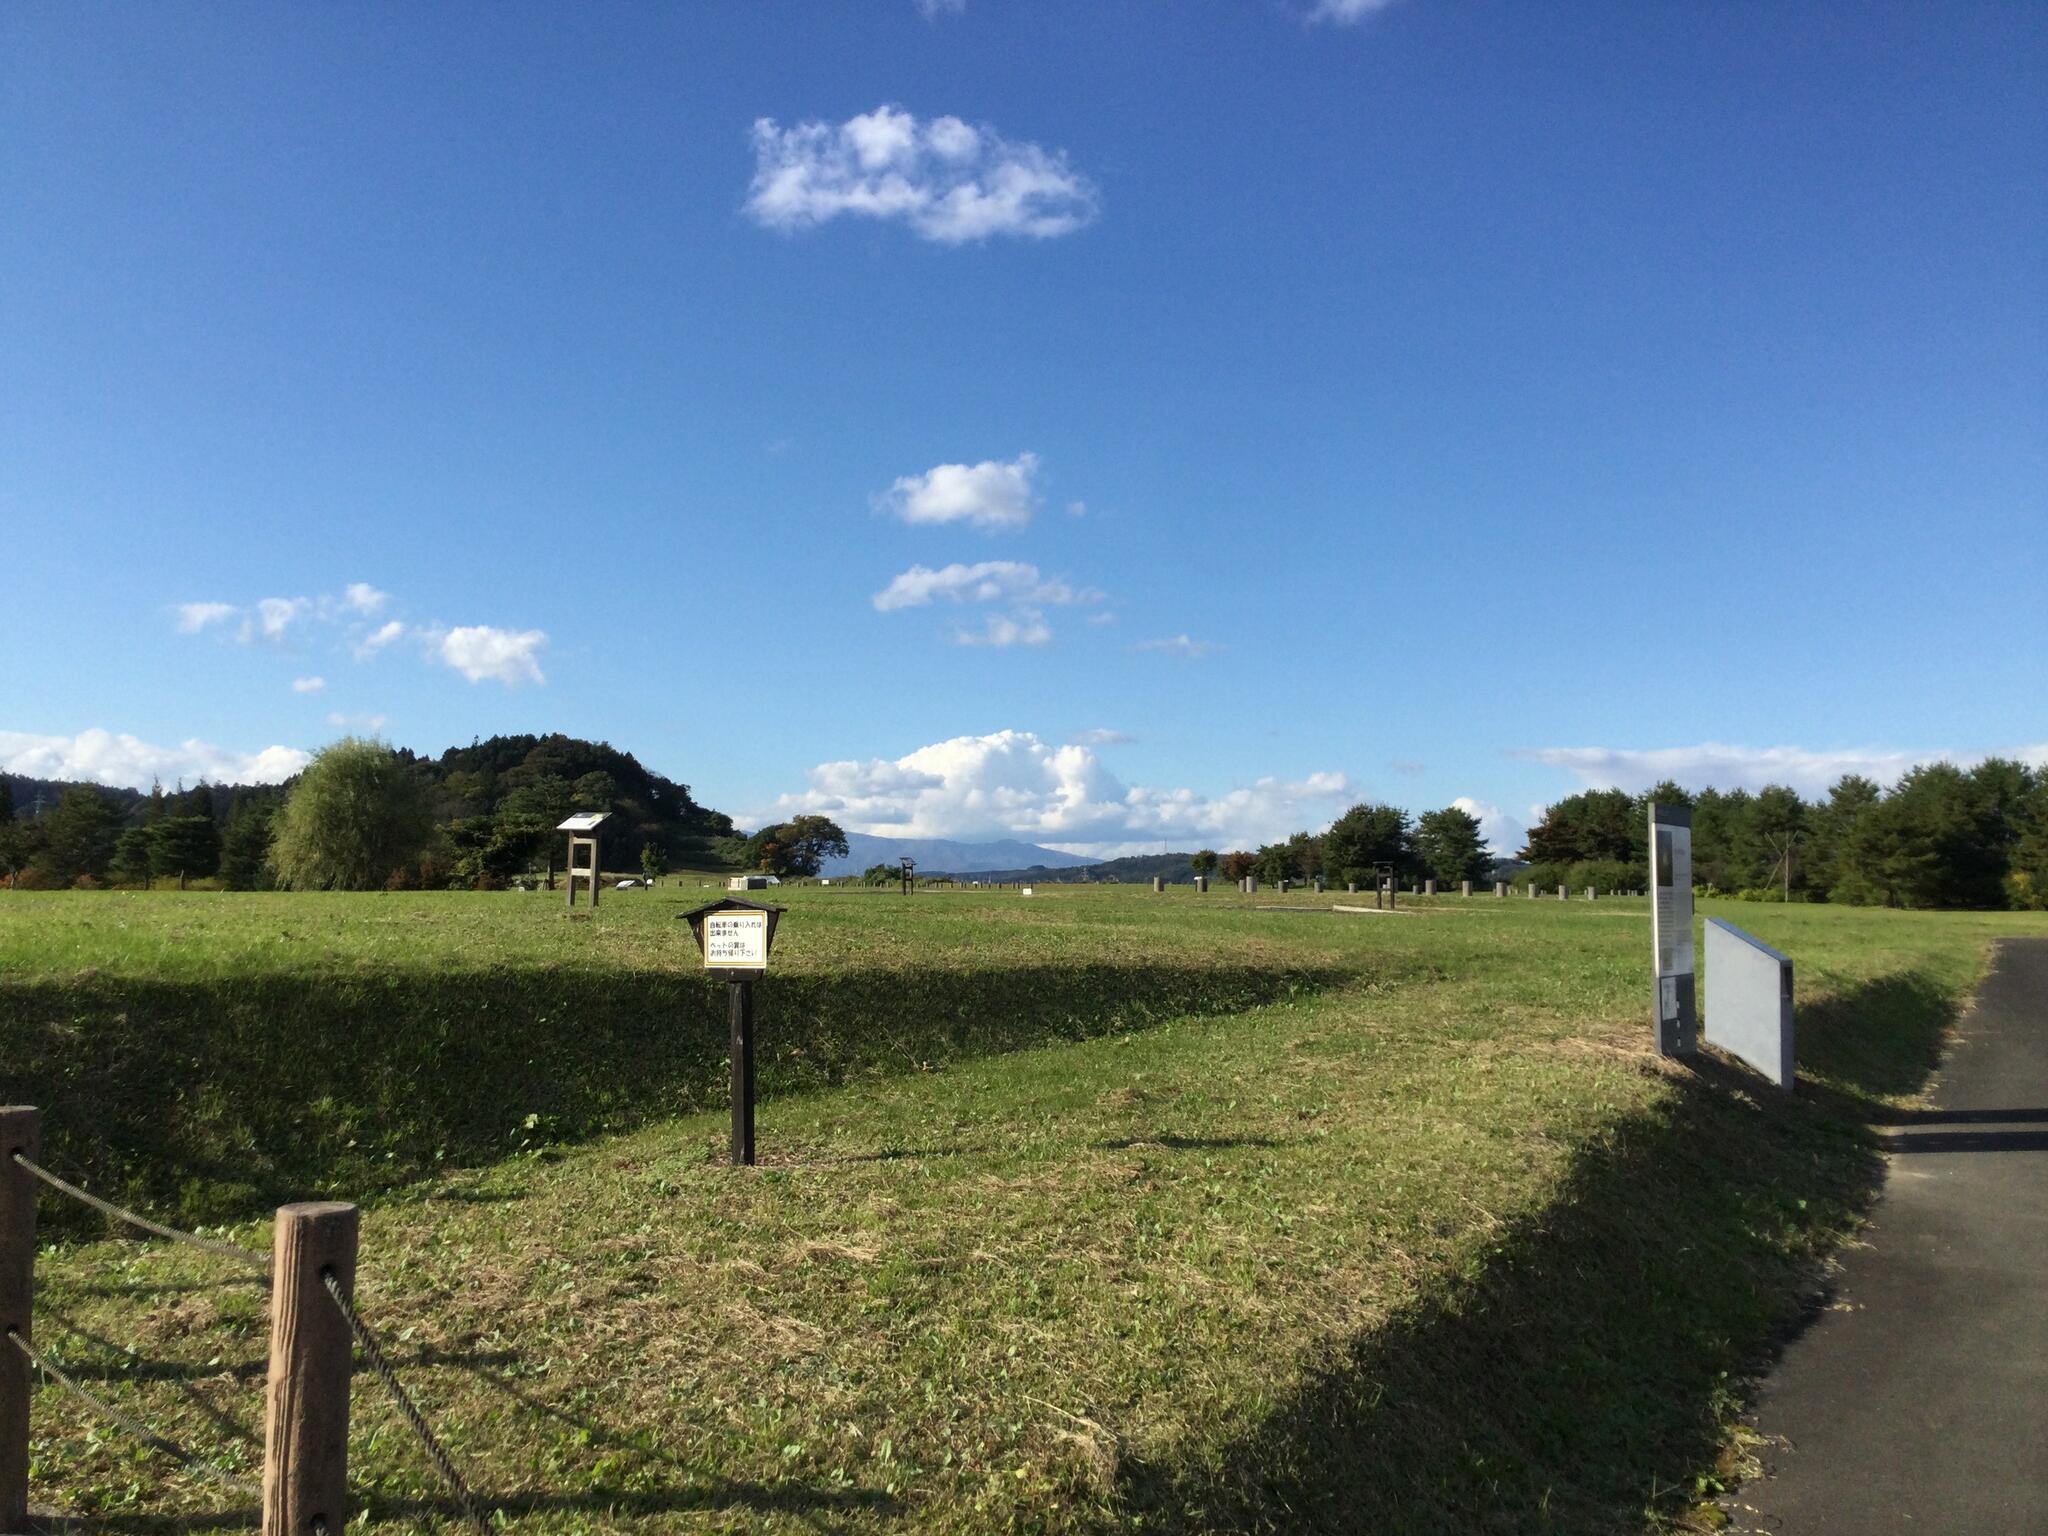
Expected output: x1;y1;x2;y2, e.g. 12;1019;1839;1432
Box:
110;824;157;888
1189;849;1219;879
35;786;122;885
744;816;848;878
0;779;21;888
151;814;221;890
1415;804;1491;885
639;843;666;884
1219;850;1254;882
269;737;434;891
2012;777;2048;910
1810;775;1882;899
219;798;278;890
1521;790;1638;867
1322;802;1413;885
1251;841;1292;883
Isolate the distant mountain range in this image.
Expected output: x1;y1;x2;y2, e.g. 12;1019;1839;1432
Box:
820;832;1100;877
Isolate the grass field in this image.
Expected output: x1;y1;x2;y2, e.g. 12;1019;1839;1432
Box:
4;886;2043;1534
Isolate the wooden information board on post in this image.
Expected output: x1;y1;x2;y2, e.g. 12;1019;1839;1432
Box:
678;898;785;1165
558;812;611;910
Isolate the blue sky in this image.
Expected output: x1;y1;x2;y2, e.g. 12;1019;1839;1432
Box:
3;1;2043;854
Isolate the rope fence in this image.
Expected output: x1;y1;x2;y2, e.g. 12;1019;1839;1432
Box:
6;1327;258;1494
3;1106;490;1535
10;1150;270;1274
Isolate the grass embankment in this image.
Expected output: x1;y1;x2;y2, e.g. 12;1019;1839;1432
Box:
3;889;2041;1534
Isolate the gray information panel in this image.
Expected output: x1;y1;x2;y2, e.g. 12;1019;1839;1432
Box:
1649;802;1697;1056
1704;918;1795;1090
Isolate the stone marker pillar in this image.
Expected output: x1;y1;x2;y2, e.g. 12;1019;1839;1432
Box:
1346;881;1357;894
1494;882;1506;897
1152;877;1164;893
1278;879;1289;894
1461;880;1472;897
1527;882;1536;898
1313;877;1324;894
1557;884;1567;900
1586;886;1596;900
1194;875;1207;893
1424;878;1437;896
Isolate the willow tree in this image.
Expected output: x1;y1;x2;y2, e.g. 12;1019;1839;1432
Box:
268;737;432;891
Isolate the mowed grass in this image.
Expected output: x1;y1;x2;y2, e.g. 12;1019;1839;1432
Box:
4;887;2042;1534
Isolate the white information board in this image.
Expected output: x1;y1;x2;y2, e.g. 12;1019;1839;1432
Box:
703;910;769;969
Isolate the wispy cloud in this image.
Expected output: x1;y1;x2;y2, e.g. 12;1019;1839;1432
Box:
291;676;326;694
1520;741;2048;797
1307;0;1402;24
354;620;406;659
878;453;1039;530
1134;634;1222;659
326;710;389;731
917;0;966;16
872;560;1091;612
433;625;547;686
241;597;308;644
341;582;389;616
747;104;1098;244
0;729;309;791
955;610;1051;648
1072;728;1133;745
174;601;236;634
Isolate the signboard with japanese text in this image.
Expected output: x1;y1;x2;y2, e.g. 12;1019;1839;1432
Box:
702;910;769;969
1650;803;1697;1056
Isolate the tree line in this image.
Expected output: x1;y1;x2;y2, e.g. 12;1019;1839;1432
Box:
1193;802;1494;889
1517;760;2048;909
0;732;737;892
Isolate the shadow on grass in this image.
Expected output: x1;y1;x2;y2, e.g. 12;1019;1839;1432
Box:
3;958;1347;1231
1113;967;1961;1535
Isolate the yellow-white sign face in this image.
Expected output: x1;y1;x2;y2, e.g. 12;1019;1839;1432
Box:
703;910;769;969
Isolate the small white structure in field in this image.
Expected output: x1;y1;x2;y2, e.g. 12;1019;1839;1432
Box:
1021;885;1035;897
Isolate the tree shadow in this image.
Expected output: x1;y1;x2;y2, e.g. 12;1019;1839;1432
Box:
4;958;1347;1232
1113;967;1956;1534
1093;1134;1285;1152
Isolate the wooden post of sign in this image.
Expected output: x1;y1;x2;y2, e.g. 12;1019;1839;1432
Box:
729;979;756;1166
1;1107;38;1531
262;1201;358;1536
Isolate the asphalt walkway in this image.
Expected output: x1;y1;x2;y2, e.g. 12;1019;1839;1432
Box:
1725;937;2048;1533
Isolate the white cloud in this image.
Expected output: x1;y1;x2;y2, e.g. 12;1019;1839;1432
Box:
174;602;237;634
757;729;1353;854
1086;611;1117;626
956;609;1051;647
1451;796;1525;856
1134;634;1222;659
342;582;390;615
240;596;308;644
917;0;966;16
877;453;1040;530
326;711;389;731
1308;0;1402;23
1072;728;1133;746
872;560;1089;612
1065;500;1087;518
1520;741;2048;798
354;620;406;659
0;729;310;791
747;104;1098;244
435;625;547;686
291;676;326;694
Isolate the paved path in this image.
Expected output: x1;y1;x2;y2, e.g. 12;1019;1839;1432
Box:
1725;938;2048;1534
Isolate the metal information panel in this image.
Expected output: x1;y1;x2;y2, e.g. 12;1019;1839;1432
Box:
703;910;769;969
1650;802;1697;1056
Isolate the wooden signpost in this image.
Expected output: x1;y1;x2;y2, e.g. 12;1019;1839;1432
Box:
558;811;611;910
678;898;785;1165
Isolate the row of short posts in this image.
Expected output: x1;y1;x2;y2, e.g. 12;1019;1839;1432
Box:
2;1106;361;1536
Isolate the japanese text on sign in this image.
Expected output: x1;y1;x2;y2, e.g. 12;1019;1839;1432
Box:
703;911;769;969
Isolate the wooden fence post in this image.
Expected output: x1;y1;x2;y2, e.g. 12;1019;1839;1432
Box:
263;1202;359;1536
1;1107;38;1532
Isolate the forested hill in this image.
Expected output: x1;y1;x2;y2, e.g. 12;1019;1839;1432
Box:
933;852;1200;884
1;733;738;889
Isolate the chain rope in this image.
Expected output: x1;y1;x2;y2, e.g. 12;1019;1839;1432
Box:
319;1268;489;1534
7;1328;260;1495
12;1152;269;1274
